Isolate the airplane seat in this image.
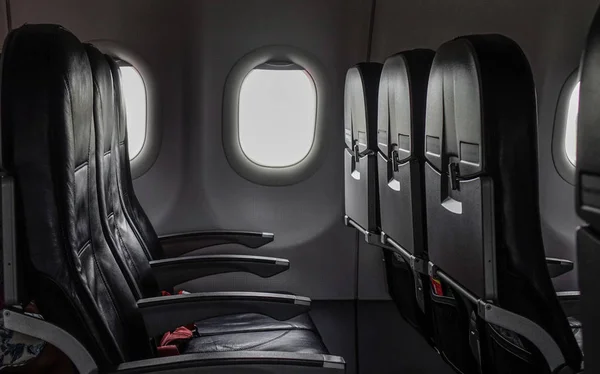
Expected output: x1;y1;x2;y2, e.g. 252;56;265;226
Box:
376;50;435;340
424;35;583;373
0;24;344;373
576;3;600;370
344;62;383;239
1;23;157;367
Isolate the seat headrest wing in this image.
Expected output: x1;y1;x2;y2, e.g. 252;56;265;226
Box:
344;63;382;152
424;39;483;176
378;50;434;161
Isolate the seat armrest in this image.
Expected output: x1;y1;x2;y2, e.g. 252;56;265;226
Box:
557;291;580;318
138;292;310;336
546;257;574;278
111;352;345;373
149;255;289;289
159;231;275;257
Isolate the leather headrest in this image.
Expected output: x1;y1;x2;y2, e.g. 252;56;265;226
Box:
1;24;93;171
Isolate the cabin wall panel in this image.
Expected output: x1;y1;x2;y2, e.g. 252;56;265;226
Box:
175;0;374;300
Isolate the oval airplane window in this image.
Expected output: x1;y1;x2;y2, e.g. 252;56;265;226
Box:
552;69;579;184
564;81;580;166
223;46;328;186
238;66;317;167
118;63;147;160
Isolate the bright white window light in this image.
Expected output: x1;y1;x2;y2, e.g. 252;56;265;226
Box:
119;65;147;160
565;81;580;165
239;68;317;167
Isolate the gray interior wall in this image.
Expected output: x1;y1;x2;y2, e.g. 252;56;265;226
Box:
10;0;378;300
370;0;600;292
8;0;598;300
0;2;6;43
173;0;370;300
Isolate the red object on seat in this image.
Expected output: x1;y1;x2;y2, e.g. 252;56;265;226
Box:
157;345;180;357
160;326;194;347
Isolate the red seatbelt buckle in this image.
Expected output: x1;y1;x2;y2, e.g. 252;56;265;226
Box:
157;345;179;357
430;277;444;296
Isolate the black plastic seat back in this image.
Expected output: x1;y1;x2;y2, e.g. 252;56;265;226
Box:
577;5;600;370
424;35;582;372
376;50;434;338
344;63;382;233
1;24;153;368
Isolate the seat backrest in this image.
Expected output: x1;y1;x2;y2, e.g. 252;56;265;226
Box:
107;59;165;262
577;4;600;369
376;50;435;342
424;35;582;370
86;44;160;299
344;63;382;232
1;24;153;367
377;49;433;256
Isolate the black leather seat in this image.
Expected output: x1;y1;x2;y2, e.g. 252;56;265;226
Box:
576;3;600;369
423;35;583;373
376;50;434;341
1;24;342;372
2;24;157;367
344;63;382;235
85;43;329;356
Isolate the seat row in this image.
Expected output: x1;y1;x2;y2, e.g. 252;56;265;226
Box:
344;36;583;373
0;25;343;373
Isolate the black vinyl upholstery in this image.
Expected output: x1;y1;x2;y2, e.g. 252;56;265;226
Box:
185;314;328;354
1;24;154;367
424;35;582;372
376;50;434;339
344;63;383;232
576;4;600;369
87;44;158;299
85;43;329;356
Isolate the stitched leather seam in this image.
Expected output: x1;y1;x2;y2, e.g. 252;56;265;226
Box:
77;240;91;256
74;161;89;173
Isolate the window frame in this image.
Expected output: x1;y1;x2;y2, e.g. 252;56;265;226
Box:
223;45;328;186
552;69;580;185
90;40;159;179
116;60;148;162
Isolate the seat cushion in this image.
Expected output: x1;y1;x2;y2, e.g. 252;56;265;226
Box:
182;313;328;354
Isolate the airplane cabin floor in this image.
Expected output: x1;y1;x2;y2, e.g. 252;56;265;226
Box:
310;300;453;374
